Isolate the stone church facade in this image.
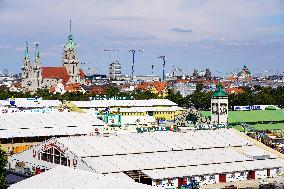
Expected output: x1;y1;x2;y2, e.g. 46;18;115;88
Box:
21;21;84;93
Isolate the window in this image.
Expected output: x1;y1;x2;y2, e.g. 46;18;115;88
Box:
40;147;69;166
155;179;161;186
41;153;47;161
61;157;67;166
54;156;60;164
46;154;53;163
167;178;172;186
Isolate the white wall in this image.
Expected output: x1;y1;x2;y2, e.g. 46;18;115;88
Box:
256;169;267;179
271;168;279;177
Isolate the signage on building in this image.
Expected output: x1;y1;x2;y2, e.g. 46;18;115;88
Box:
92;95;132;100
136;126;175;133
233;105;278;111
41;142;66;154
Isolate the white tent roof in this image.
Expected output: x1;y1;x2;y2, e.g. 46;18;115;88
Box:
51;129;283;177
72;99;177;108
0;112;106;138
10;129;284;180
56;129;253;157
9;166;153;189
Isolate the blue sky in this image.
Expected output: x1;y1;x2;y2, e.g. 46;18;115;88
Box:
0;0;284;77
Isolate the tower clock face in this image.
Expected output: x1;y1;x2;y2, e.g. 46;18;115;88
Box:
212;103;218;115
220;103;228;115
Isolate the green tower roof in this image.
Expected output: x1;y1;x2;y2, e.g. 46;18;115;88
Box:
212;83;227;97
65;20;75;50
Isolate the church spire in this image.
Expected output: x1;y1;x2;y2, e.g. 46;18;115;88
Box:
65;19;75;49
25;41;29;58
35;43;40;59
34;43;41;67
69;19;72;36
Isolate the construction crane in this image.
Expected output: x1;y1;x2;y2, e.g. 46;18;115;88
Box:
151;64;155;74
104;49;120;52
158;56;166;81
172;65;177;79
129;49;144;79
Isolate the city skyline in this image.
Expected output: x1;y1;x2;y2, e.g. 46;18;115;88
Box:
0;0;284;76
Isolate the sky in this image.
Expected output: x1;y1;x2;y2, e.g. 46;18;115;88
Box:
0;0;284;77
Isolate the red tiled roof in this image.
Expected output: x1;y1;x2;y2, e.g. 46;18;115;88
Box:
226;87;243;94
91;86;106;95
64;83;81;91
136;81;168;93
175;79;189;84
41;67;69;85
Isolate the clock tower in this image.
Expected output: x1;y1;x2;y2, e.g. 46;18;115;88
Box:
211;83;228;125
62;20;81;84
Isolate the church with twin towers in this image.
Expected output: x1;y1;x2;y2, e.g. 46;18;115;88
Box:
21;20;85;92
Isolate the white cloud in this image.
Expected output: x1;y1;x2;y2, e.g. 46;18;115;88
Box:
0;45;11;49
0;0;283;44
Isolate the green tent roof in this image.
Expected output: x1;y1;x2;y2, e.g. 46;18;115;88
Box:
212;83;227;97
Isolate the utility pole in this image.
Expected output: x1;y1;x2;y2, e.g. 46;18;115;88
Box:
129;49;144;80
158;56;166;81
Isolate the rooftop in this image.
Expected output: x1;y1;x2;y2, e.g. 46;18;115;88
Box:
9;166;153;189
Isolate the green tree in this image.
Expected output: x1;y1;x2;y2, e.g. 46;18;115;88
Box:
0;147;7;188
186;113;198;125
166;89;185;106
106;87;120;97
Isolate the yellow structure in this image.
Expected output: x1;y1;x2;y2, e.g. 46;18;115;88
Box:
1;142;39;155
58;101;85;113
111;107;184;121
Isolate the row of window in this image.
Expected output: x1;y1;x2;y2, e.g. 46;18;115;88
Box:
155;172;247;186
40;153;69;166
120;111;174;115
120;112;145;116
39;147;70;166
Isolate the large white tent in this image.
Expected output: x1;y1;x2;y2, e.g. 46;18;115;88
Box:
9;129;284;187
9;166;153;189
0;112;105;138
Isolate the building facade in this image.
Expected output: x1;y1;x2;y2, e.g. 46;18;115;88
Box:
109;61;121;80
21;21;84;93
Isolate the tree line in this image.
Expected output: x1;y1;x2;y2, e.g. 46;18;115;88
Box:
167;85;284;110
0;85;284;110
